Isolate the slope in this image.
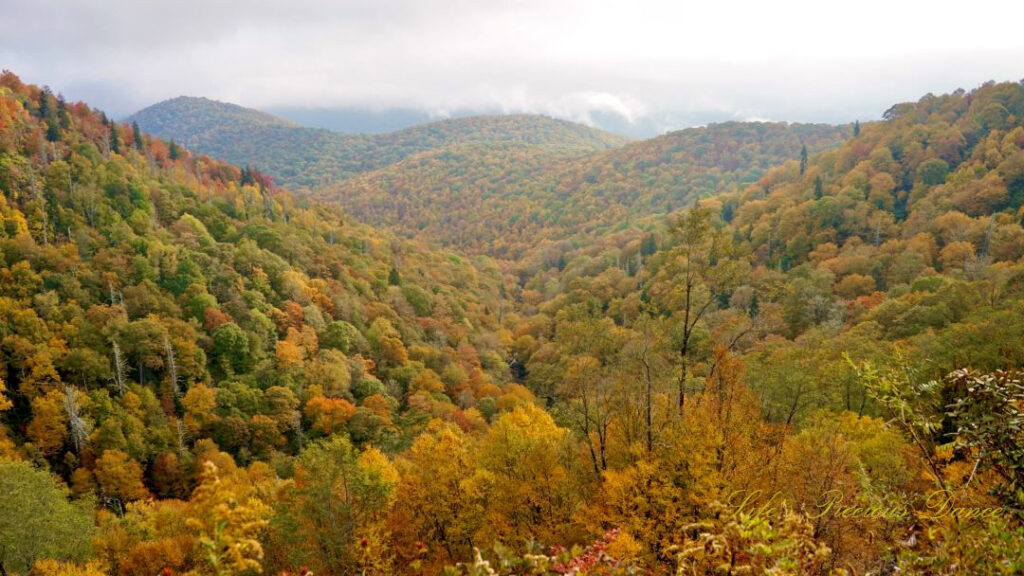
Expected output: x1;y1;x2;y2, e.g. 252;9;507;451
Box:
4;73;1024;576
0;71;532;476
325;121;851;260
129;96;631;188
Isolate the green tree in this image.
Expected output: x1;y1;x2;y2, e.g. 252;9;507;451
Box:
268;436;397;575
110;123;120;154
0;460;95;575
131;120;144;150
660;206;742;413
212;323;253;375
918;158;950;186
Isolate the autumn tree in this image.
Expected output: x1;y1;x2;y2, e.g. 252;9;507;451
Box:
389;421;490;569
475;404;582;546
186;461;270;576
0;460;95;575
267;436;397;575
657;206;743;413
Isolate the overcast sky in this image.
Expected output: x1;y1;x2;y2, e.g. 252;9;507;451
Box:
3;0;1024;135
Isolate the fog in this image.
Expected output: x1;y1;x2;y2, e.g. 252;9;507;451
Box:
3;0;1023;135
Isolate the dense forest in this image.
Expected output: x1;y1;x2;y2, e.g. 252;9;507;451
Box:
324;122;849;260
2;71;1024;576
129;98;629;189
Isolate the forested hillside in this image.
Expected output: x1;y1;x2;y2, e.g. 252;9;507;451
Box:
129;97;630;189
326;122;850;259
3;72;1024;576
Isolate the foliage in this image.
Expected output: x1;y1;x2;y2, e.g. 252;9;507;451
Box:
129;97;629;189
3;72;1024;575
0;460;95;575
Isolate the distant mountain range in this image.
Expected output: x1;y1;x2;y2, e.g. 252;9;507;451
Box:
129;97;630;189
261;106;732;140
321;121;852;259
129;96;851;261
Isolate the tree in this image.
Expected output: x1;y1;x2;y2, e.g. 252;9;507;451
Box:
800;144;808;175
475;404;578;545
131;121;143;150
640;234;657;256
212;323;253;375
267;436;397;575
94;449;149;511
0;460;95;575
919;158;950;186
659;207;742;413
27;389;68;455
320;320;362;354
0;378;11;412
110;123;120;154
186;461;270;576
303;395;356;436
390;422;489;569
947;369;1024;518
555;315;625;472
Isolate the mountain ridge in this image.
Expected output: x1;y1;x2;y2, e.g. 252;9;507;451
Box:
129;97;631;188
323;120;851;260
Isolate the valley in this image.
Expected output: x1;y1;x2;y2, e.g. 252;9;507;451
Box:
1;71;1024;576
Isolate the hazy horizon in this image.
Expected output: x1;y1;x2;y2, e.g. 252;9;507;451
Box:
3;0;1024;137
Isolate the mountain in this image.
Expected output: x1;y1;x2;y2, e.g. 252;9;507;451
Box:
129;97;631;188
123;95;296;134
324;121;851;260
0;70;524;498
264;106;718;139
495;81;1024;574
4;70;1024;576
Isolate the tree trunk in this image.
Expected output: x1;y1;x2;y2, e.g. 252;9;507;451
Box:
644;355;653;453
678;349;688;414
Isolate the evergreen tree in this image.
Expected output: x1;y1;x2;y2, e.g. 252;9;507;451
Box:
853;120;861;137
110;122;120;154
38;86;52;119
799;144;808;175
721;201;735;223
814;175;824;199
46;118;61;142
132;120;143;150
640;233;657;256
56;94;70;129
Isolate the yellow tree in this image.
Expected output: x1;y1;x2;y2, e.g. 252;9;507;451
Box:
390;421;491;569
475;403;583;546
93;449;149;512
186;461;270;576
26;389;67;455
0;378;10;411
0;378;15;458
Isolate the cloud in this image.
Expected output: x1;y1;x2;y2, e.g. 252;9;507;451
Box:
2;0;1023;134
